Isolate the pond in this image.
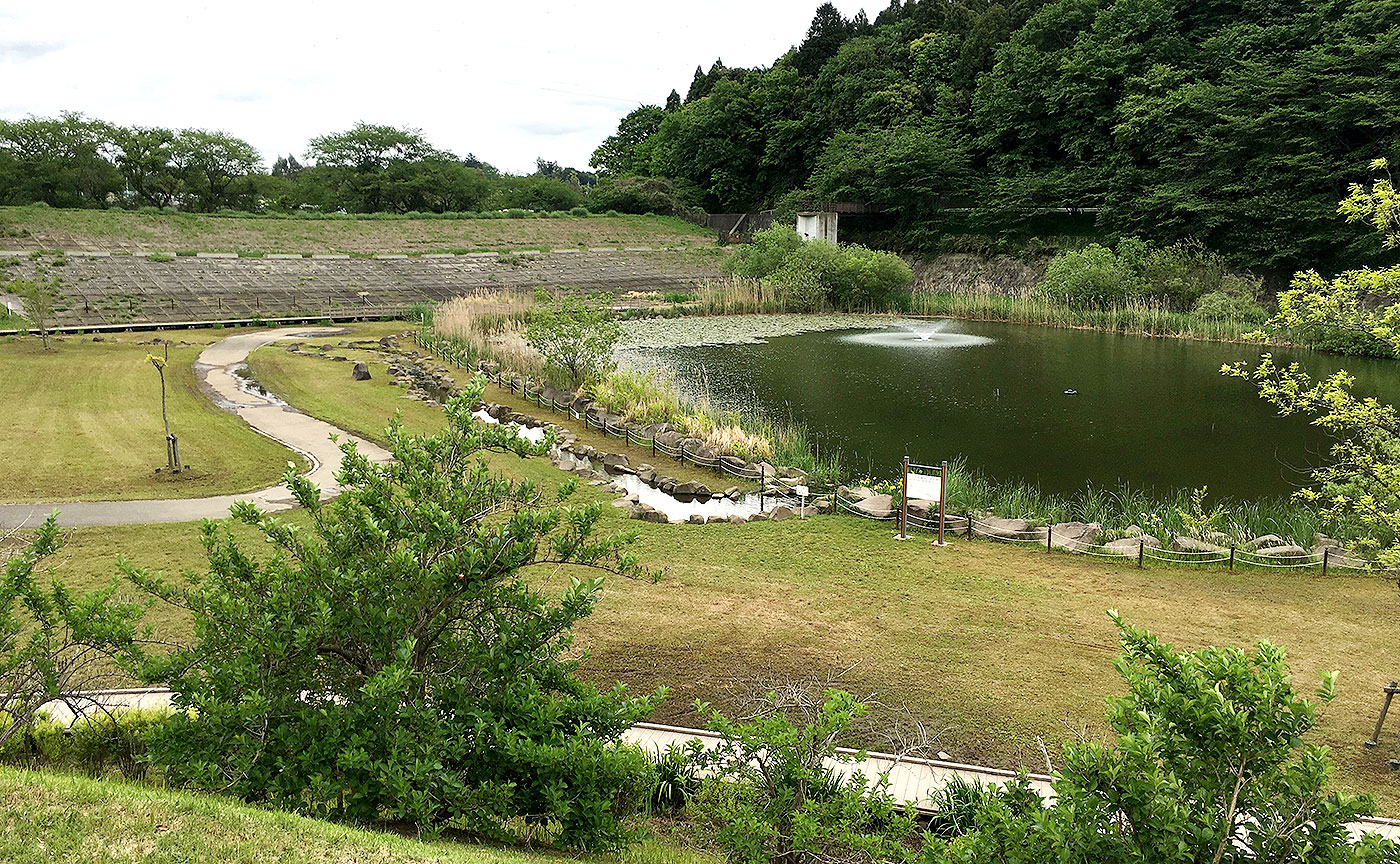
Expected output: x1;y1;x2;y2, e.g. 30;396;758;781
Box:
622;318;1400;501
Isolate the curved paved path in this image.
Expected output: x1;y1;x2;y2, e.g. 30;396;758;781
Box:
0;327;392;529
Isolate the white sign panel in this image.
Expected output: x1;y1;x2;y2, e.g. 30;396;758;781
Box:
906;472;942;502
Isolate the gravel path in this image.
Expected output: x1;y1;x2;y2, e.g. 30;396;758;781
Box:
0;327;391;529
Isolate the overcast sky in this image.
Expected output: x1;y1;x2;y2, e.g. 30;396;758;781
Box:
1;1;875;174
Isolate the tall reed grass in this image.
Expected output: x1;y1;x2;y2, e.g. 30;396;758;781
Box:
939;457;1353;548
909;291;1284;345
425;294;843;484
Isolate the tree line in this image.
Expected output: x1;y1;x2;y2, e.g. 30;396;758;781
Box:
0;115;605;216
592;0;1400;276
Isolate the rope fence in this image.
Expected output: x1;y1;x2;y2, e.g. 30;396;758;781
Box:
840;503;1374;573
414;332;1376;570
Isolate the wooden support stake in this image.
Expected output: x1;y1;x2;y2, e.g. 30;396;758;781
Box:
1366;682;1400;747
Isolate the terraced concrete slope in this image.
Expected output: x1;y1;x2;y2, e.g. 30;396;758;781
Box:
1;247;724;329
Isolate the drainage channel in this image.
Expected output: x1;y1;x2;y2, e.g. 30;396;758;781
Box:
471;409;801;524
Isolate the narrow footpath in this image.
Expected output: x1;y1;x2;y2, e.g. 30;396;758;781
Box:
0;327;391;529
35;688;1400;841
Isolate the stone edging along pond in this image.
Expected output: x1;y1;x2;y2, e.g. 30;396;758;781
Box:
381;333;1373;564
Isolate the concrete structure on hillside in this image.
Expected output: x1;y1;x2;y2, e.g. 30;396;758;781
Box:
796;211;839;243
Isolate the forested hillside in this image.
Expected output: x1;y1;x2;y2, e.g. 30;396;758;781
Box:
592;0;1400;275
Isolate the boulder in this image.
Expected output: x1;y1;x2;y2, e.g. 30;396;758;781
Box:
571;396;594;414
748;513;770;522
601;453;633;475
672;481;702;502
1171;536;1227;553
728;515;747;525
976;517;1039;541
556;459;576;472
1050;521;1101;552
1105;536;1163;556
848;486;876;502
779;466;809;482
637;468;658;486
351;362;372;381
719;455;748;474
769;505;794;522
643;509;669;524
755;461;778;479
721;486;740;499
655;430;683;450
1252;544;1311;559
628;505;651;521
1243;534;1286;550
378;335;398;349
905;499;937;522
610;497;633;509
852;494;895;518
658;477;677;494
687;515;706;525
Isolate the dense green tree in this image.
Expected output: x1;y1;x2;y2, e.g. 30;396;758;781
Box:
589;105;665;175
113;126;181;208
0;113;122;207
171;130;260;212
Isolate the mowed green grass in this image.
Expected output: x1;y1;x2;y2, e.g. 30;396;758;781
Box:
0;329;302;503
19;322;1400;814
0;205;715;255
0;768;716;864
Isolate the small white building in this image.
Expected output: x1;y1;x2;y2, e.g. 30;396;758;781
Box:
796;211;839;244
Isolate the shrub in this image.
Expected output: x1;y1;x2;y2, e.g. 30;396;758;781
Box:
724;226;808;280
1192;290;1267;322
524;288;622;388
1037;243;1148;309
956;614;1386;862
0;708;169;780
691;688;925;864
587;175;692;217
570;206;591;217
726;227;913;311
130;392;663;850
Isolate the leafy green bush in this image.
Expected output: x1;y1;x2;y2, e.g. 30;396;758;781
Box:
691;688;925;864
130;391;664;851
954;615;1388;862
525;288;623;388
586;175;693;217
1192;290;1267;322
570;206;591;217
1037;243;1147;309
724;226;809;280
725;227;913;311
0;709;169;780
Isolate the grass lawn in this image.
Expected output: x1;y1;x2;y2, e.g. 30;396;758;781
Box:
0;206;715;255
12;320;1400;815
0;767;715;864
246;333;756;491
0;328;302;504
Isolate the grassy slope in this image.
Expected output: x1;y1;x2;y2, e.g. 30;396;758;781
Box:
26;323;1400;816
0;768;714;864
0;206;714;255
0;329;302;503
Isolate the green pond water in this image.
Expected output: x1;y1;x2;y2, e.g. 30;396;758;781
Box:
627;318;1400;501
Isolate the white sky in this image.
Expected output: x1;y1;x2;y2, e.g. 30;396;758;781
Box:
1;1;874;174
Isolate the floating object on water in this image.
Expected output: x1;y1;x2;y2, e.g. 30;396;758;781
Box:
1064;389;1078;395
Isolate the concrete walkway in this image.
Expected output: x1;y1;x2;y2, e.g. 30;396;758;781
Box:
0;327;392;529
35;688;1400;841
